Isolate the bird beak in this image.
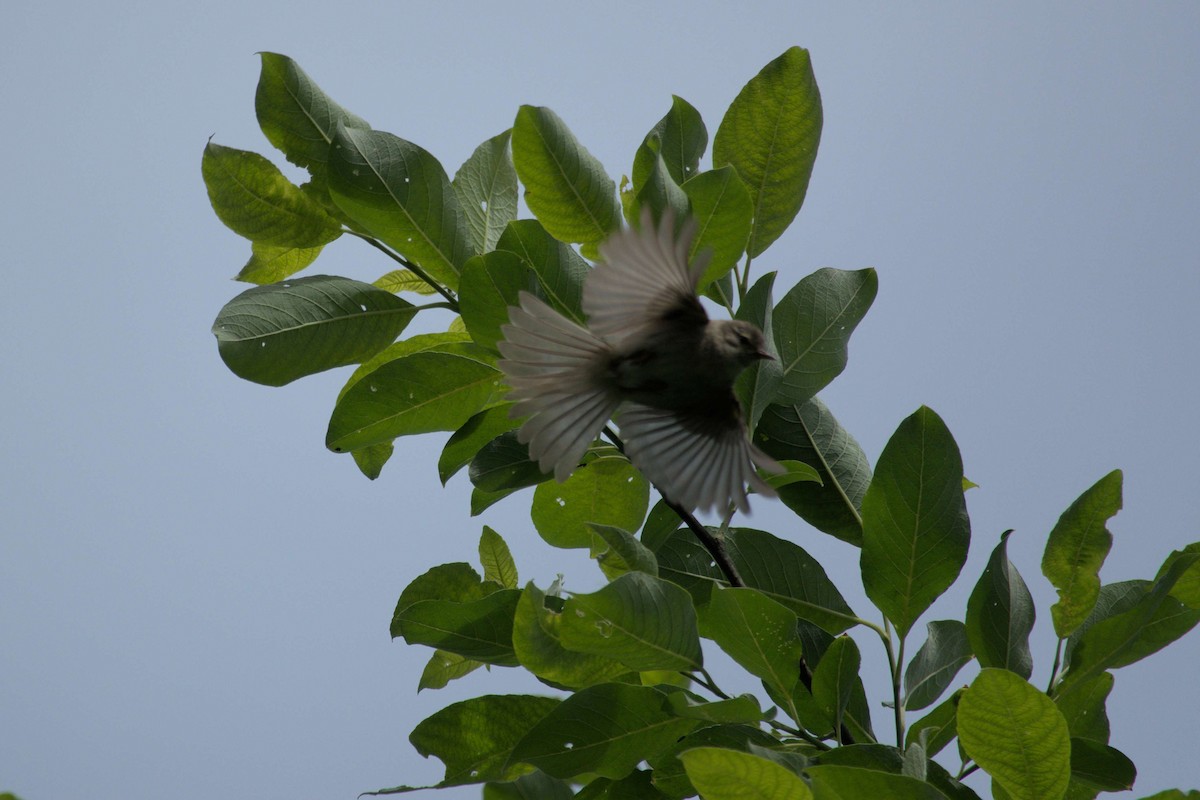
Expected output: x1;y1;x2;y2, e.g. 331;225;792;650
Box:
757;347;775;361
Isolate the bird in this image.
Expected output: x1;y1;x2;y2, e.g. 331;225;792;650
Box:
496;208;783;513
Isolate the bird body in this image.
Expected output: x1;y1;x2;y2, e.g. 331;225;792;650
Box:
497;210;782;512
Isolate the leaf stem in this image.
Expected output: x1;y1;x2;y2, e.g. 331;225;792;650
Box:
347;229;460;310
1046;638;1065;695
881;618;905;745
603;426;746;588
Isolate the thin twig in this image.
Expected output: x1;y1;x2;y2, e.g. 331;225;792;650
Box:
346;229;459;309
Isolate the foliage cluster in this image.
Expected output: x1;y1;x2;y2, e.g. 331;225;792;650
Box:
203;48;1200;800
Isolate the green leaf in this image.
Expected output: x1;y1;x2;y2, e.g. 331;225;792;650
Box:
1168;542;1200;608
202;142;343;248
410;694;559;785
480;526;518;589
655;528;725;607
906;690;963;758
680;747;812;800
511;683;698;780
453;129;519;253
531;458;650;549
373;268;440;295
756;397;870;545
772;267;878;407
351;441;393;480
1055;672;1113;742
904;620;972;711
641;500;683;553
713;47;822;258
394;562;493;615
1065;580;1147;661
439;406;520;484
632;95;707;190
861;406;970;636
254;52;369;180
811;636;862;736
212;275;416;386
647;725;782;800
667;693;765;725
966;531;1035;679
697;587;804;703
682;166;754;292
328;124;472;290
336;331;473;399
418;649;484;691
958;669;1071;800
236;241;325;284
1041;471;1123;638
460;250;535;351
633;152;690;228
590;524;659;580
391;590;521;665
763;460;823;491
560;572;702;672
472;486;514;516
1069;738;1136;791
512;583;631;690
804;765;947;800
326;344;503;451
734;272;784;433
725;528;857;634
483;771;575;800
1059;550;1200;694
469;431;552;493
495;218;590;323
511;106;620;249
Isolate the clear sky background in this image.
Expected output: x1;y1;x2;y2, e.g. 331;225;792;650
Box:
3;3;1198;798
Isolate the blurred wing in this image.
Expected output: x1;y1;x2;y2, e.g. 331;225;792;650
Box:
584;207;711;348
617;401;782;513
497;292;621;482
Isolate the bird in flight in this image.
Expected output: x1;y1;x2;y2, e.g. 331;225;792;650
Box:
497;209;782;512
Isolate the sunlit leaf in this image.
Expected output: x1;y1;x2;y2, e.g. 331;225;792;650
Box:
479;526;519;589
958;669;1070;800
202;142;343;248
512;106;620;250
682;166;753;292
1041;471;1123;638
531;458;650;550
680;747;812;800
861;406;970;636
236;241;325;284
713;46;822;257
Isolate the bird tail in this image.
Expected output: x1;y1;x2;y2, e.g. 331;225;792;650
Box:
497;292;621;482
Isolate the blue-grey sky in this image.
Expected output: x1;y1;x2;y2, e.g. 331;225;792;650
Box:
3;3;1198;798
